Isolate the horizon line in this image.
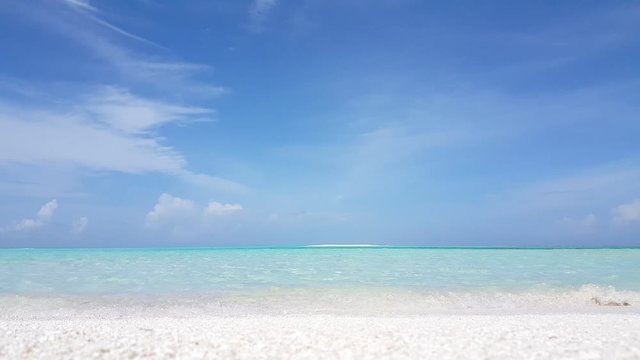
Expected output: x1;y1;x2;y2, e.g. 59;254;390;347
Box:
2;245;640;251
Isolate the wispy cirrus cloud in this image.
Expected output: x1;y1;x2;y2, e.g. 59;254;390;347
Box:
61;0;160;47
82;86;210;135
248;0;278;33
11;0;226;98
62;0;96;12
0;85;246;193
0;1;245;194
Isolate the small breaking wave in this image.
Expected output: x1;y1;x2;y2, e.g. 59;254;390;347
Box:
1;284;638;319
215;284;640;315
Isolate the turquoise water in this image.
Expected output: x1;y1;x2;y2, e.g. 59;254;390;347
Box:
1;247;639;314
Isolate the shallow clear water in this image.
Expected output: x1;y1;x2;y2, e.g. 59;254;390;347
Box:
1;247;639;315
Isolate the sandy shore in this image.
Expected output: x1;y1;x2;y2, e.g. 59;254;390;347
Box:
2;314;639;359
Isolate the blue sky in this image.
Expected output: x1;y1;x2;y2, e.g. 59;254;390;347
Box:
0;0;639;247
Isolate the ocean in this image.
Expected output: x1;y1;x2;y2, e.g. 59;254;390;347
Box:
1;247;639;316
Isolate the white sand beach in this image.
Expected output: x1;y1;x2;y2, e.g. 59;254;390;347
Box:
2;314;639;359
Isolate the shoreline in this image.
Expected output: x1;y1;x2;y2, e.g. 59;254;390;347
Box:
2;313;639;359
2;284;639;320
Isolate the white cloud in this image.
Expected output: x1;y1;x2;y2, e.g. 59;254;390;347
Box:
37;199;58;221
204;201;243;216
0;86;245;193
144;194;243;234
0;104;182;174
72;216;89;234
248;0;277;33
612;200;640;225
11;200;58;232
144;193;199;229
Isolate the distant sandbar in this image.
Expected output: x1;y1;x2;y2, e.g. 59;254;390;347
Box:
305;244;383;247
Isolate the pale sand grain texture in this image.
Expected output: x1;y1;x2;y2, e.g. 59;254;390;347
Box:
1;314;640;359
